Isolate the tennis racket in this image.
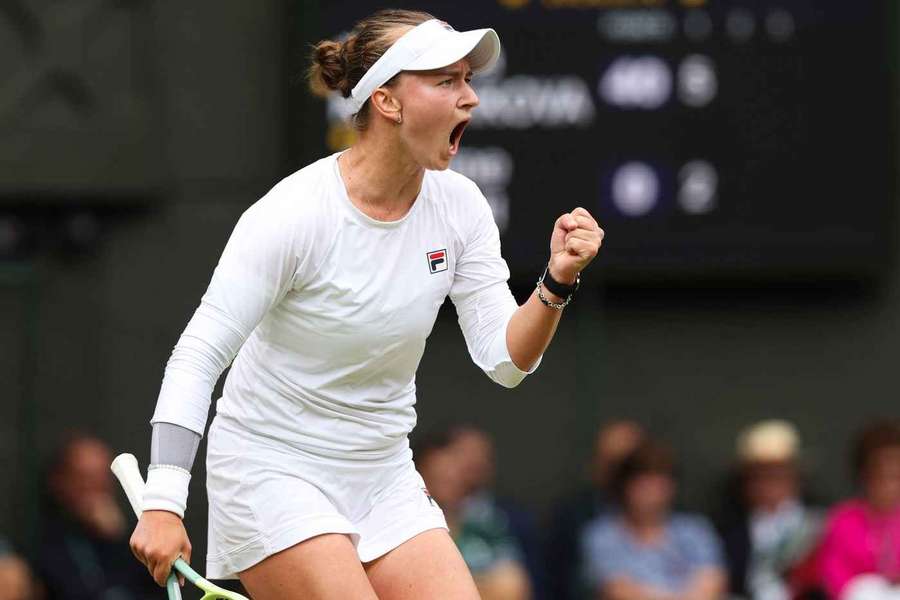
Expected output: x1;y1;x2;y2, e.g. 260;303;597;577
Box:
111;453;250;600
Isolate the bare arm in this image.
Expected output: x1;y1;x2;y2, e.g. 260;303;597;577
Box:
598;568;727;600
476;560;534;600
507;207;603;370
600;578;678;600
679;567;727;600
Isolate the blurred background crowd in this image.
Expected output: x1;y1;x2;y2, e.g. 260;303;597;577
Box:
412;418;900;600
2;417;899;600
2;0;900;599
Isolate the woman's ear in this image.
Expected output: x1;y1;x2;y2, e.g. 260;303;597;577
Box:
371;86;403;124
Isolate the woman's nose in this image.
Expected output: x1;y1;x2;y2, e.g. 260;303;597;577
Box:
461;82;479;109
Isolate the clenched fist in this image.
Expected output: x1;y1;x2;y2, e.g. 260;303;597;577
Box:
548;207;604;284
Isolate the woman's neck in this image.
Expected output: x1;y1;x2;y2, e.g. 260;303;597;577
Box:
622;511;667;543
339;132;425;221
866;496;900;517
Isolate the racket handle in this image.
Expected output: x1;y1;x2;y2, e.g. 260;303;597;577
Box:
173;558;203;586
110;453;185;598
167;573;183;600
111;453;145;518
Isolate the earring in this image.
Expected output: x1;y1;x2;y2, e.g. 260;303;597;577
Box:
396;112;403;125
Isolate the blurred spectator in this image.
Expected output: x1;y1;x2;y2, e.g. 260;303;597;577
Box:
0;537;37;600
36;434;157;600
449;425;548;598
817;420;900;600
546;420;645;599
415;430;532;600
581;439;727;600
451;425;496;497
718;420;824;600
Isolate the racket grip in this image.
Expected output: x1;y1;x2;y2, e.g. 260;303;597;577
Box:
111;453;146;518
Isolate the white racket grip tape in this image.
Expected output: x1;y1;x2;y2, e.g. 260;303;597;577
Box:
111;453;146;518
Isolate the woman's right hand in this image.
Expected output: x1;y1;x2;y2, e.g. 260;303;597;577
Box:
129;510;192;586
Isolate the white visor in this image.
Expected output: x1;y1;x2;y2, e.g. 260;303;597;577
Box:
347;19;501;114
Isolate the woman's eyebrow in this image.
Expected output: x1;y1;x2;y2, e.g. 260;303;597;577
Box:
427;67;474;78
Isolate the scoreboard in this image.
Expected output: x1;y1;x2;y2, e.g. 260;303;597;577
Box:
302;0;894;284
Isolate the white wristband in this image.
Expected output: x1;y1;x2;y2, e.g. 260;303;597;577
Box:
143;464;191;518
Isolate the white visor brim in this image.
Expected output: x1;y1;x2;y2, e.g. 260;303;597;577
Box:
404;28;501;74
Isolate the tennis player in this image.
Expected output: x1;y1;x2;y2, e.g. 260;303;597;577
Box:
129;9;603;600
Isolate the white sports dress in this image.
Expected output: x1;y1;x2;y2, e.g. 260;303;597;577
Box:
151;151;540;578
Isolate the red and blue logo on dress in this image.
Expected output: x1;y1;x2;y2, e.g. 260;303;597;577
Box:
427;249;448;274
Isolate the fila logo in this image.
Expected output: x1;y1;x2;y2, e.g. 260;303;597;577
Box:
427;249;448;274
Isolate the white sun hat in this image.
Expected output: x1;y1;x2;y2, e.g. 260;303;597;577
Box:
347;19;501;114
737;419;800;463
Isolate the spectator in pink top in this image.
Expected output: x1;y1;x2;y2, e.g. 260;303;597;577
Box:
818;420;900;599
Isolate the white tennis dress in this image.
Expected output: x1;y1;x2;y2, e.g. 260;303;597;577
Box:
151;151;540;578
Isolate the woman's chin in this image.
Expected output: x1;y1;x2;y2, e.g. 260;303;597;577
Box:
426;151;453;171
412;144;455;171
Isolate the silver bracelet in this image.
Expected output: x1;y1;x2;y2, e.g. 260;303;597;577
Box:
536;277;572;310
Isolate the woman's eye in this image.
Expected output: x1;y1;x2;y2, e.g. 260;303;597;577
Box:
439;79;453;86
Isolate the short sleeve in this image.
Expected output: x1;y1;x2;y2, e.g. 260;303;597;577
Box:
817;504;870;599
581;518;630;588
676;515;725;569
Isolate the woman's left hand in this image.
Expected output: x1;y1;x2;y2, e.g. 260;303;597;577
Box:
548;207;604;284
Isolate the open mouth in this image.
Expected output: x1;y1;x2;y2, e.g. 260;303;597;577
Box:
448;119;469;156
